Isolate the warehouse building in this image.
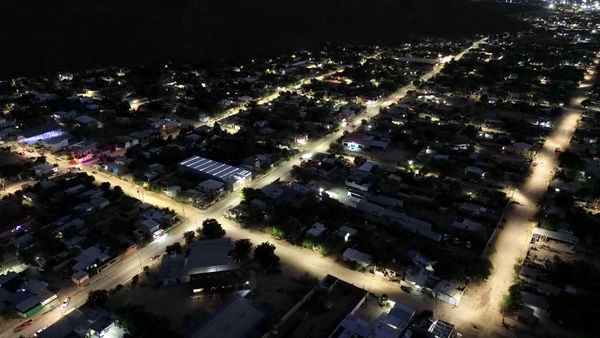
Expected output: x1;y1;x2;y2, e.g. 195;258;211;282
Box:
179;156;252;191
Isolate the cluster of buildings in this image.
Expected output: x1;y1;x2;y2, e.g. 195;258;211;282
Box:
36;306;125;338
158;237;246;293
0;271;57;318
5;173;177;288
186;275;456;338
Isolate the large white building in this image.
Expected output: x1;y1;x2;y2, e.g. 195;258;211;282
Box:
179;156;251;191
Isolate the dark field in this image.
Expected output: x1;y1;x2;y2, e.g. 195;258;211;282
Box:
0;0;528;79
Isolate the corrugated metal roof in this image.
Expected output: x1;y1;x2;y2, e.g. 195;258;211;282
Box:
180;156;251;182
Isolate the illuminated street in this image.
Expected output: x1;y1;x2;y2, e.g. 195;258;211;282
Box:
2;2;600;338
454;52;600;337
3;39;484;338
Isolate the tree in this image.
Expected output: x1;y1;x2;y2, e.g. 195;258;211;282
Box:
87;289;109;307
558;151;583;169
100;182;111;192
183;231;196;245
234;239;253;262
240;187;259;202
116;304;183;338
500;284;522;315
254;242;280;271
199;218;226;238
112;185;124;199
34;155;46;164
554;192;574;209
166;242;182;254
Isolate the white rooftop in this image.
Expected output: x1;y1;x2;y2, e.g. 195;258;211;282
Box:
180;156;251;182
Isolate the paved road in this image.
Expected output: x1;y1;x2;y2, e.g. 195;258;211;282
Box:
0;180;35;197
455;52;600;338
5;40;485;338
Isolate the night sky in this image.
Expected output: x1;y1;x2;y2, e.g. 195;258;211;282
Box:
0;0;522;79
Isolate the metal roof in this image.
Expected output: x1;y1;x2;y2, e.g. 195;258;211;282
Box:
180;156;251;182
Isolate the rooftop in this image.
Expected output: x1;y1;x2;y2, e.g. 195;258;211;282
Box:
184;238;239;279
189;296;269;338
180;156;251;182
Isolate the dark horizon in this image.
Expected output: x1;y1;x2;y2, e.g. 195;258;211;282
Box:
0;0;527;80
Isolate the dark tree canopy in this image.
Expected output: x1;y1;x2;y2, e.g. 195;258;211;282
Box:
254;241;280;270
87;289;109;307
199;218;226;238
234;238;253;262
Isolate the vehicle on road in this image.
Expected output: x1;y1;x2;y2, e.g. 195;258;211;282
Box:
61;297;71;308
14;319;33;332
401;285;412;293
34;326;47;337
152;229;165;239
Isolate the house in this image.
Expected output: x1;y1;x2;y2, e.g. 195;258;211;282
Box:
518;306;539;326
74;115;98;128
153;118;180;133
407;250;435;271
357;161;377;173
345;173;372;191
182;238;240;284
18;123;64;144
188;296;269;338
164;186;181;198
261;183;286;201
369;136;391;151
0;273;58;318
393;214;442;242
198;179;225;196
367;194;404;209
342;248;372;268
34;163;56;177
531;228;577;247
114;135;139;149
464;166;486;178
158;253;185;286
451;218;483;232
403;267;435;293
72;245;109;273
138;219;161;235
427;320;455;338
41;134;71;152
335;226;358;242
71;271;90;287
585;158;600;177
459;202;487;216
434;280;465;306
342;133;373;152
306;222;327;237
520;291;550;319
337;302;415;338
37;306;124;338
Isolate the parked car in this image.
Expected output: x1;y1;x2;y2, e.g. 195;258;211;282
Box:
14;319;33;332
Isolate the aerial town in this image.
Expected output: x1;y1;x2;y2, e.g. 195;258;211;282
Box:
0;1;599;338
